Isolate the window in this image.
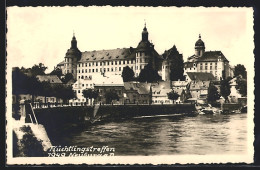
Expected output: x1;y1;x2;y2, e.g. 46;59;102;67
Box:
78;90;80;93
127;60;129;64
136;66;138;70
78;76;80;79
81;76;84;79
78;70;80;73
82;84;84;87
92;69;94;72
119;67;121;71
123;60;125;64
115;61;117;65
78;64;81;67
215;65;217;70
89;63;91;66
96;69;98;72
82;69;84;73
89;75;92;80
100;62;102;66
119;61;121;65
82;63;84;67
85;63;88;67
104;68;106;72
131;60;133;64
100;68;102;72
210;66;212;70
111;61;113;65
85;69;87;73
85;76;88;79
89;69;91;73
107;62;109;66
96;62;98;66
205;66;208;70
107;68;110;72
111;68;113;72
115;67;117;71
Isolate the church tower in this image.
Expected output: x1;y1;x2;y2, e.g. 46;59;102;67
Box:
195;34;205;57
135;23;155;77
64;32;81;79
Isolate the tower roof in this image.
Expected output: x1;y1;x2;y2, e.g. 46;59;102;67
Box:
195;34;205;47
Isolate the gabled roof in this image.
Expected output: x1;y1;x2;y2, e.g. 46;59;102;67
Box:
124;82;151;95
162;45;183;60
197;51;228;62
79;48;136;62
172;81;188;87
36;75;63;84
186;72;215;81
189;81;210;90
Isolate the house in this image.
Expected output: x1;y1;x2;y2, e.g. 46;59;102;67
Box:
151;81;172;104
187;81;211;104
124;82;151;104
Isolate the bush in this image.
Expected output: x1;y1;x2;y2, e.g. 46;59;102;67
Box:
20;126;47;157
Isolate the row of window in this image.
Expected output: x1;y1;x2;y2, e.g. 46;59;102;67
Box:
65;58;77;62
198;62;218;66
78;60;135;67
199;65;218;70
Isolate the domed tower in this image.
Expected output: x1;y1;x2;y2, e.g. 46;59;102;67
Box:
195;34;205;57
64;33;81;79
135;23;155;77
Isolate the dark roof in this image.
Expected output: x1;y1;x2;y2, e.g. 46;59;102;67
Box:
162;45;183;60
79;48;136;62
36;75;63;84
186;72;215;81
197;51;228;62
195;39;205;47
124;82;151;94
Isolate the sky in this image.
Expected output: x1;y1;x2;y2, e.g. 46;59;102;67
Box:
6;6;254;73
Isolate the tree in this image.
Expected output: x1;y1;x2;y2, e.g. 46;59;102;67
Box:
104;91;119;104
50;67;63;79
236;78;247;97
220;79;231;103
82;89;99;105
30;63;48;77
12;67;43;104
207;83;220;104
163;45;185;81
62;73;74;84
121;66;134;82
52;84;76;104
234;64;247;79
138;63;161;82
167;90;179;104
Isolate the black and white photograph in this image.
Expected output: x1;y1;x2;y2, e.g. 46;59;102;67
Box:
6;6;254;165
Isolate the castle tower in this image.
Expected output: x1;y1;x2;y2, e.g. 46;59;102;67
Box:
64;32;81;79
135;23;155;77
195;34;205;57
162;60;170;81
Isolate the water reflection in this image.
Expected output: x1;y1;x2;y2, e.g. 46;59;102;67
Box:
51;113;247;155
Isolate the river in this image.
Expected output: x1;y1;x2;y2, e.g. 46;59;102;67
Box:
51;113;247;156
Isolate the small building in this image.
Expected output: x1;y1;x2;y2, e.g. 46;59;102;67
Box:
124;82;151;104
151;81;172;104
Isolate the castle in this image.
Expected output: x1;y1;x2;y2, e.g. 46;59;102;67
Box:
57;24;168;81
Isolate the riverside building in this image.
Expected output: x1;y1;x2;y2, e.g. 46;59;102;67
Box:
184;34;234;80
